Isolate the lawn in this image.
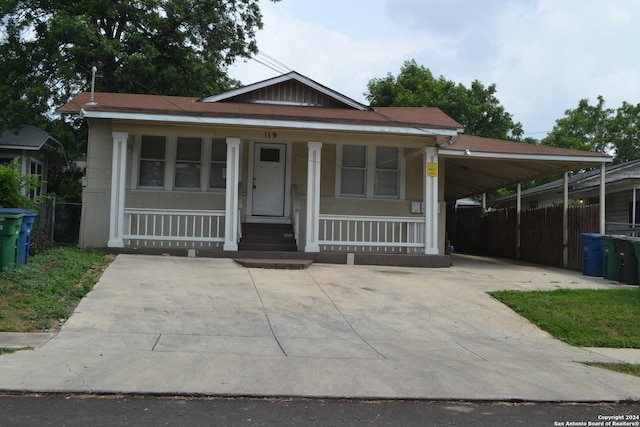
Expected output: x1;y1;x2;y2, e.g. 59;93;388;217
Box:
489;288;640;348
490;287;640;378
0;247;113;332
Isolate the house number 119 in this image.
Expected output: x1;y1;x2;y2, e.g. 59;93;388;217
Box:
264;131;278;139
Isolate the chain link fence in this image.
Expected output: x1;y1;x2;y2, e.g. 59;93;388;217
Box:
38;195;82;245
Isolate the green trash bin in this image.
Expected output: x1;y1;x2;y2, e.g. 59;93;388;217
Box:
600;235;620;281
0;212;24;271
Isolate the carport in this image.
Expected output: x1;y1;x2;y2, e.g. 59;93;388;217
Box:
437;134;612;266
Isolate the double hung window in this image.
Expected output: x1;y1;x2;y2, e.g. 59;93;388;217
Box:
338;145;402;198
175;137;202;189
136;136;228;191
139;135;167;188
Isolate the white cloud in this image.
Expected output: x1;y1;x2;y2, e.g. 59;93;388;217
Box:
230;0;640;138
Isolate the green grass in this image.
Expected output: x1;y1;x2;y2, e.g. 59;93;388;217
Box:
0;247;113;332
0;347;30;355
584;362;640;378
489;288;640;348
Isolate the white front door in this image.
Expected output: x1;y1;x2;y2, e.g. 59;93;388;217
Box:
252;143;286;216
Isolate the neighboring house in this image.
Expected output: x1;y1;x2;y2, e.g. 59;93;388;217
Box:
491;159;640;235
0;125;67;197
58;72;611;264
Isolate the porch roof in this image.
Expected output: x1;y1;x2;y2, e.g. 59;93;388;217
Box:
437;134;612;201
59;92;462;136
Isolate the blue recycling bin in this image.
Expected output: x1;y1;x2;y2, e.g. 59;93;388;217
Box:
0;208;38;266
580;233;603;277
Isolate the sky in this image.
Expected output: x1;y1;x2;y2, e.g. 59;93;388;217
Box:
228;0;640;139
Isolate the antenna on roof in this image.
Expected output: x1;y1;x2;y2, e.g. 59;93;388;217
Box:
86;66;98;106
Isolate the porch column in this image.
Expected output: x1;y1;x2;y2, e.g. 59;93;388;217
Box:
305;141;322;252
224;137;241;251
107;131;128;247
423;147;438;255
600;163;606;234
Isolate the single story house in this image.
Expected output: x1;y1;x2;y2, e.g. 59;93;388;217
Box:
0;125;67;197
59;72;611;265
491;159;640;236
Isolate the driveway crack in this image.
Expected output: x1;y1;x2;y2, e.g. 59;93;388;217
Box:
248;269;288;357
305;270;387;360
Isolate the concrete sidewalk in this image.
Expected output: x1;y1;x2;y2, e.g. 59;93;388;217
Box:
0;254;639;401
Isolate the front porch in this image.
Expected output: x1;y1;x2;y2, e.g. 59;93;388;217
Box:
117;206;449;267
105;133;443;259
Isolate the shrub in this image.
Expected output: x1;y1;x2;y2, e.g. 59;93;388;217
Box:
0;158;44;210
29;228;55;256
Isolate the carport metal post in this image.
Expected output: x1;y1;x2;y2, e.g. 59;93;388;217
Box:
563;172;569;268
600;163;606;234
516;183;521;260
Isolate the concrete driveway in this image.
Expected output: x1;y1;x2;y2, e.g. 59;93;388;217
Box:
1;254;639;401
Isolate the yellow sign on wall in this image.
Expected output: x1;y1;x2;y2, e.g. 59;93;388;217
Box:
427;162;438;177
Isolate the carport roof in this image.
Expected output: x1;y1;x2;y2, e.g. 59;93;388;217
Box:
437;135;612;201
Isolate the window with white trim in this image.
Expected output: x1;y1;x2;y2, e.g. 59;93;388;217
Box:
135;136;229;192
340;145;366;196
337;145;403;199
139;135;166;187
29;158;45;198
374;146;399;197
175;137;202;189
209;138;227;190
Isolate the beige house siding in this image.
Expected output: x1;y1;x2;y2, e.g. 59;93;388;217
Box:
79;117;443;253
79;119;114;247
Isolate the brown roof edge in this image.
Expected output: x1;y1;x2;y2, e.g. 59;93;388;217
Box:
437;134;611;160
58;92;464;131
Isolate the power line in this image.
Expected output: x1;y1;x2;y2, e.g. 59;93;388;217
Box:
249;50;293;75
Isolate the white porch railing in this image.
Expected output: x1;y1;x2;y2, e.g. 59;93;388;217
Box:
319;214;425;253
124;208;225;248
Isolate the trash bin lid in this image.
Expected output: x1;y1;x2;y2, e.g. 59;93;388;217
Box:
0;208;37;217
0;212;24;219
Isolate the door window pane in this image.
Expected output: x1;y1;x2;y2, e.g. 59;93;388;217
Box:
260;148;280;162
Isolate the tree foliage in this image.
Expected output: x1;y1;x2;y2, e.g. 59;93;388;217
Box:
0;0;279;150
0;158;44;209
365;60;523;140
542;96;640;163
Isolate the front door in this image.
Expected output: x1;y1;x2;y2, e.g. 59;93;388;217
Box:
252;143;286;216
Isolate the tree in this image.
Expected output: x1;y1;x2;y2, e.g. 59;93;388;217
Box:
0;0;279;134
542;96;640;163
365;60;523;140
608;101;640;163
542;96;613;153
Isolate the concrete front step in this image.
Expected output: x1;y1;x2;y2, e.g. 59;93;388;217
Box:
233;258;313;270
238;243;298;252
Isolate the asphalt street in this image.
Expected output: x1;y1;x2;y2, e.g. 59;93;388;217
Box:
1;394;639;427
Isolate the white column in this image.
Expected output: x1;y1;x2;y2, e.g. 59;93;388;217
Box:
424;147;439;255
107;131;128;248
600;163;606;234
224;137;241;251
305;141;322;252
563;172;569;268
516;183;522;260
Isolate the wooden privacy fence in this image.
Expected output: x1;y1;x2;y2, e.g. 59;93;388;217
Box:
450;204;600;271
